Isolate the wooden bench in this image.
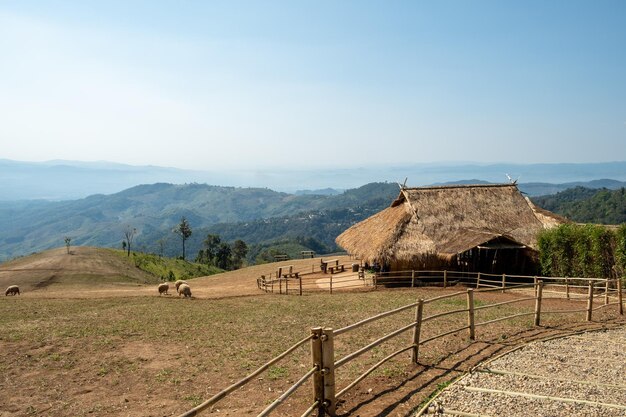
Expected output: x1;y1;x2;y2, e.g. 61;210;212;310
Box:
301;250;315;259
320;258;339;273
328;264;345;274
273;254;289;262
277;265;299;279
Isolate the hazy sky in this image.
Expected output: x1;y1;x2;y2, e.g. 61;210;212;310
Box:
1;1;625;170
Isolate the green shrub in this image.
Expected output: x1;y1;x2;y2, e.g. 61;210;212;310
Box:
538;223;618;278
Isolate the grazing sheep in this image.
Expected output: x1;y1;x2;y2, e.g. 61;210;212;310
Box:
5;285;20;296
174;280;188;291
158;283;169;295
178;283;192;298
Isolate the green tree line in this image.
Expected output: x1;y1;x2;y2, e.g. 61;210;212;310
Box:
194;234;249;270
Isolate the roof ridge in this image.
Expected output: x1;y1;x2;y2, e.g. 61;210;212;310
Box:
405;183;517;191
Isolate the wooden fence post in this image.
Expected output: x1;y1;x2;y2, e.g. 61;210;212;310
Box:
467;289;475;340
411;299;424;364
329;274;333;295
605;278;610;305
586;281;594;322
279;278;283;295
321;328;336;416
411;270;415;288
299;276;303;296
373;273;378;290
476;273;481;289
618;278;623;316
310;327;324;416
443;270;448;289
565;277;570;299
534;281;543;326
285;277;289;295
502;273;506;293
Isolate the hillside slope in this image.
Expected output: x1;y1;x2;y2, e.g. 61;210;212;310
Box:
0;182;400;261
531;186;626;224
0;247;159;293
0;245;352;299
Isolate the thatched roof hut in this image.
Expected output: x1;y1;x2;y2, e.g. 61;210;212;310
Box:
336;183;566;274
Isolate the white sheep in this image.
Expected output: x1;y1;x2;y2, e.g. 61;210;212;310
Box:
178;283;192;298
158;283;169;295
174;280;188;291
5;285;20;296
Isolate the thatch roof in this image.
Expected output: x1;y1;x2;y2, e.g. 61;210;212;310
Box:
336;183;566;264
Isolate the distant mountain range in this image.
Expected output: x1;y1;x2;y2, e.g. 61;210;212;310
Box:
2;159;626;200
0;182;400;262
2;158;626;262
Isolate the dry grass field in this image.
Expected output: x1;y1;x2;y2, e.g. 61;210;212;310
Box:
1;247;624;417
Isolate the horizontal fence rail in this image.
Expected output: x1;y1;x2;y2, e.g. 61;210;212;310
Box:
180;273;624;417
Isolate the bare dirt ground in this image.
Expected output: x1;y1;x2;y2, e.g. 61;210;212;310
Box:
0;247;354;299
1;248;625;417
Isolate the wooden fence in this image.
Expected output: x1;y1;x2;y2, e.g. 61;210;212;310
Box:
257;267;623;298
180;274;624;417
256;260;370;295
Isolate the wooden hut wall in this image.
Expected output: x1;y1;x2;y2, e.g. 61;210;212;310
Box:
389;254;456;272
386;247;539;276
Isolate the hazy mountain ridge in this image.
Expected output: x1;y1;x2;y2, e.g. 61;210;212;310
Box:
3;159;626;201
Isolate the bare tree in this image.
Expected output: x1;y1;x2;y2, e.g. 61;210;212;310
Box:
157;238;167;257
123;226;137;257
64;236;71;254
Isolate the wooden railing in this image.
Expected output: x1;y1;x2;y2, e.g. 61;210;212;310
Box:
257;262;369;295
258;267;623;298
180;275;624;417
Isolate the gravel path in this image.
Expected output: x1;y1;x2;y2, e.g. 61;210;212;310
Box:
420;327;626;417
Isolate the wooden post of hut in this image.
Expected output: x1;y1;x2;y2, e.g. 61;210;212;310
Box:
534;281;543;326
586;281;594;322
467;289;475;340
411;299;424;364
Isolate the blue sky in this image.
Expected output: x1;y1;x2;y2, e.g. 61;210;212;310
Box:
1;1;625;170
